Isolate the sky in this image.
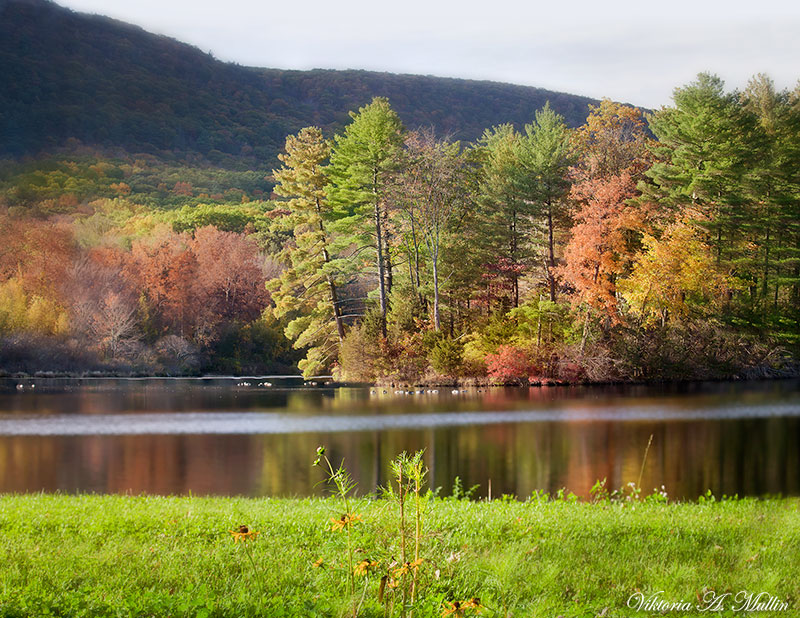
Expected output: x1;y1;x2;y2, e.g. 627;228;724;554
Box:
56;0;800;109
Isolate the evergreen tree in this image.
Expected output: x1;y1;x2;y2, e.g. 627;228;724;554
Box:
741;75;786;313
776;86;800;320
641;74;756;265
742;75;800;322
268;127;344;376
471;124;528;310
326;97;405;336
640;73;800;334
515;104;576;302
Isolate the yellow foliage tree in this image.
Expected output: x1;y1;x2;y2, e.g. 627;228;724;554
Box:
618;225;731;326
0;278;69;335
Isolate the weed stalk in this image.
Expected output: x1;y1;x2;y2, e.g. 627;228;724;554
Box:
314;446;358;618
636;434;654;495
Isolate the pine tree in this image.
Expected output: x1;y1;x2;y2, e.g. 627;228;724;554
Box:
776;86;800;321
326;97;405;337
471;123;528;310
515;104;576;302
641;73;757;265
742;75;800;323
640;73;800;333
269;126;345;377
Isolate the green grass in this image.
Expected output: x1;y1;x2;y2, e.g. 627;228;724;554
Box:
0;494;798;617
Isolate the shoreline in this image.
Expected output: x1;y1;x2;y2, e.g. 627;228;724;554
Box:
2;370;798;388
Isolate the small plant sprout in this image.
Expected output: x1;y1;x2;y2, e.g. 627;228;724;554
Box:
590;478;609;503
389;452;410;616
388;450;429;616
313;445;361;618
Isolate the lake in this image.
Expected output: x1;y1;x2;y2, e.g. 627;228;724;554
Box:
0;377;798;500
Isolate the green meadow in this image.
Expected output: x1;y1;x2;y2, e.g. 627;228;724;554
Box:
1;493;798;617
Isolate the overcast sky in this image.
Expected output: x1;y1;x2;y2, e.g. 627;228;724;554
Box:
57;0;800;109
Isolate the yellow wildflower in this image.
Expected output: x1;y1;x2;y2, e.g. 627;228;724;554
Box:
353;558;379;576
442;598;482;617
228;524;259;543
330;513;362;532
442;600;466;617
392;558;423;577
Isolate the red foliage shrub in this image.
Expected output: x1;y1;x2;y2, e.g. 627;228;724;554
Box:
485;344;536;384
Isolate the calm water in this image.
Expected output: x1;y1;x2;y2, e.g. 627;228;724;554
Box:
0;377;798;500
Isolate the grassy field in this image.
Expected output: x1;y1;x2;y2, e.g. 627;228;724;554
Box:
0;493;798;617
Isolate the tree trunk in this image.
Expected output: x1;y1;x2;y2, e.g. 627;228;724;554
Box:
762;224;770;314
547;202;557;302
383;210;393;302
317;200;345;342
536;310;542;348
411;217;421;290
579;307;591;358
373;183;387;337
324;256;345;341
432;255;441;330
405;237;416;287
511;207;519;307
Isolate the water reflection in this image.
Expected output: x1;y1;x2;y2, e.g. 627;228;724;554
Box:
0;379;798;499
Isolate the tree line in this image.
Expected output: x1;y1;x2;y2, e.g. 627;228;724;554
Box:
270;73;799;381
1;72;798;381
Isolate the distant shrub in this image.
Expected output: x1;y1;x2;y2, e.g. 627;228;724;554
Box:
485;344;535;384
429;338;463;376
337;323;381;382
155;335;200;374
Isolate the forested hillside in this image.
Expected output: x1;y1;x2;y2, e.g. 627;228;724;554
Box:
0;0;797;381
0;0;597;167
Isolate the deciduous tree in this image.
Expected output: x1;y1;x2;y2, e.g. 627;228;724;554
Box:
397;130;469;330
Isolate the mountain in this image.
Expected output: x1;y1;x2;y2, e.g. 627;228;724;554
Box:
0;0;600;167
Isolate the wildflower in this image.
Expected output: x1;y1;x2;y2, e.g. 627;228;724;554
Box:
229;524;259;543
442;598;482;616
442;600;466;617
354;558;379;576
330;513;362;532
392;558;423;577
313;445;326;466
312;558;324;568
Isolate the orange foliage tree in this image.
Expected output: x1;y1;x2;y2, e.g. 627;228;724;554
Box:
128;226;268;345
560;101;654;350
188;226;270;342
